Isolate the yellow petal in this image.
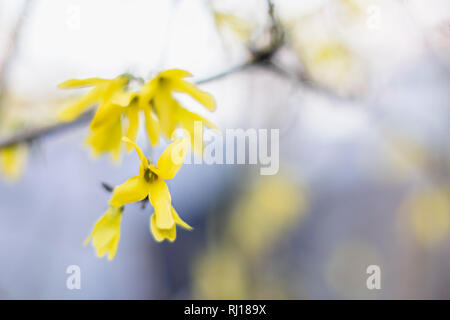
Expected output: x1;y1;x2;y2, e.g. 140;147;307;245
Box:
109;176;149;207
139;79;157;110
112;90;138;107
121;137;149;169
153;91;177;138
124;107;140;151
158;69;192;79
150;214;176;242
170;79;216;111
150;137;188;180
171;206;192;230
84;206;123;260
177;107;218;155
107;234;121;260
90;103;125;129
143;107;160;146
0;144;28;182
148;178;174;229
103;76;129;98
58;76;128;122
58;78;107;89
85;117;123;161
58;89;100;122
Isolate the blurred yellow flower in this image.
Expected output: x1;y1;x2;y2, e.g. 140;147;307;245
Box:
109;137;192;242
289;14;365;95
58;70;217;159
0;144;28;182
192;172;308;299
84;206;123;260
193;247;249;299
228;174;307;256
383;134;429;179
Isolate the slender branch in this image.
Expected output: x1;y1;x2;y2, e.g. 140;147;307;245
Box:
264;60;362;102
0;110;94;148
0;61;257;149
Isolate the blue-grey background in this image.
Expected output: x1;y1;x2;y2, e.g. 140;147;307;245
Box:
0;0;449;299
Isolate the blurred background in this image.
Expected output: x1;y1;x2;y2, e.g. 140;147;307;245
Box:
0;0;449;299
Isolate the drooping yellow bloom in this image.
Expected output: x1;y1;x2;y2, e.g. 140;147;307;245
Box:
101;89;160;149
58;76;136;160
84;206;123;260
85;108;124;162
58;70;217;159
404;188;450;247
58;75;129;122
84;99;142;162
109;137;192;242
139;69;217;153
0;144;28;182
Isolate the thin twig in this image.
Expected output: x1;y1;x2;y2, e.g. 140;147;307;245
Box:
264;60;362;102
101;182;114;192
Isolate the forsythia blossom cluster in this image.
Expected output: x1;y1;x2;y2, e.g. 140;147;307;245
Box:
58;69;217;161
58;69;215;260
84;137;192;260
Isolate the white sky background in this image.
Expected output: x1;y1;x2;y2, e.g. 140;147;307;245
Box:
0;0;448;136
2;0;237;93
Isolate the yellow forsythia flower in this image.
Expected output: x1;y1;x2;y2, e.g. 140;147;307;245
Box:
0;144;28;182
109;137;192;242
139;69;217;154
85;114;123;162
58;76;135;161
84;206;123;260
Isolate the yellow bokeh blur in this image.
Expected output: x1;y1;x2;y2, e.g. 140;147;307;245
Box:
403;188;450;247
